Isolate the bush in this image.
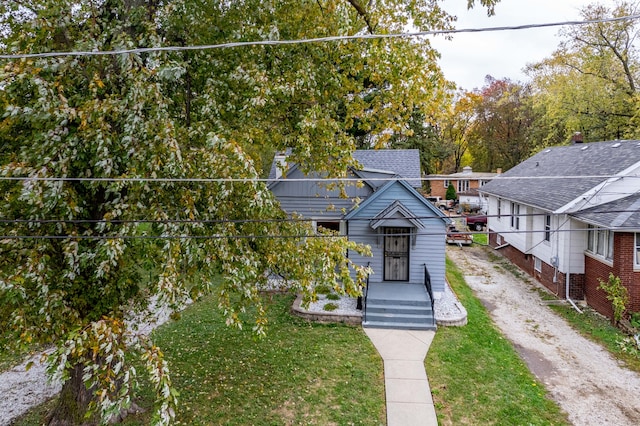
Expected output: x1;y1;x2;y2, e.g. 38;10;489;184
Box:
326;293;340;301
323;303;338;311
446;183;457;201
315;285;332;295
598;273;629;324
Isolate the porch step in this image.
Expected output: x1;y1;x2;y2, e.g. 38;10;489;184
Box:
363;287;436;331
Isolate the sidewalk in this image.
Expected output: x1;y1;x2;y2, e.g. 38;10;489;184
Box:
364;328;438;426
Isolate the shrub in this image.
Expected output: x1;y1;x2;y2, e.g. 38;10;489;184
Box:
598;273;629;324
315;285;332;295
326;293;340;301
323;303;338;311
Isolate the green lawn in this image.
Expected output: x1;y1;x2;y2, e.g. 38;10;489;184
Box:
425;258;569;425
13;293;386;426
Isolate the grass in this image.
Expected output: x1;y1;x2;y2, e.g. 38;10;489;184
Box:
13;293;386;426
425;257;569;425
472;232;488;246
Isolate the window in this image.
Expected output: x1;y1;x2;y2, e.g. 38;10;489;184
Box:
596;229;605;256
316;221;341;234
510;203;520;229
586;225;614;261
443;179;449;188
587;225;594;252
534;257;542;272
607;230;614;260
457;180;470;193
544;215;551;242
636;233;640;266
497;199;502;218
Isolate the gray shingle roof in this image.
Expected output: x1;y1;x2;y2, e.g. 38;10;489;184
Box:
352;149;422;187
269;149;422;187
479;140;640;211
570;193;640;229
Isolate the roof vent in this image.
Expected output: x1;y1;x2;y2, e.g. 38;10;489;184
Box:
544;149;551;153
581;145;589;151
612;142;621;148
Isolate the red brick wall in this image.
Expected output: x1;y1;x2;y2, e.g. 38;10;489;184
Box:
585;233;640;317
488;231;584;300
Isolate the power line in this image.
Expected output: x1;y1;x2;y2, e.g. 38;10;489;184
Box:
1;15;638;60
1;174;640;183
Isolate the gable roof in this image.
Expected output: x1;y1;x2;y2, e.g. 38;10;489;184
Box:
344;179;449;223
369;200;426;230
480;140;640;212
570;192;640;230
268;149;422;188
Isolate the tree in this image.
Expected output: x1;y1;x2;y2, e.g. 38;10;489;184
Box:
526;1;640;142
0;0;500;424
467;76;537;171
446;183;457;201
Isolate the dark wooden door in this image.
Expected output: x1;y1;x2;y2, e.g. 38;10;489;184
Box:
384;228;409;281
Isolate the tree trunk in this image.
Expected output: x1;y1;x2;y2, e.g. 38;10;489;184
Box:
46;363;97;426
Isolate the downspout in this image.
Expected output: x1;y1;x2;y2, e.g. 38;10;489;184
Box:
564;215;583;313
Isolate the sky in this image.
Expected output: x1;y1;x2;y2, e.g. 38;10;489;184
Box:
430;0;597;90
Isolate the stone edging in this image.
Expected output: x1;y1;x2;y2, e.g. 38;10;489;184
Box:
290;295;363;325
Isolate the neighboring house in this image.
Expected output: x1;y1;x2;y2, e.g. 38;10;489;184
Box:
427;166;499;212
480;140;640;319
268;149;450;329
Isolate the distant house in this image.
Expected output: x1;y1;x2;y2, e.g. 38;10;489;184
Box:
268;149;450;329
427;166;499;212
480;140;640;319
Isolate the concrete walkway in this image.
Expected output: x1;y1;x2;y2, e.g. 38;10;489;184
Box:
364;328;438;426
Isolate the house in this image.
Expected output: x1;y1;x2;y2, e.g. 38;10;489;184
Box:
268;149;451;329
427;166;499;212
479;140;640;319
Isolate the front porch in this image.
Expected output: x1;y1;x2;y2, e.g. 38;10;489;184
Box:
362;282;436;330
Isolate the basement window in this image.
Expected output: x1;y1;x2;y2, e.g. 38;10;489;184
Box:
534;257;542;272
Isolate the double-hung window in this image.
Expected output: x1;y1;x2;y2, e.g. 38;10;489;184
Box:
636;233;640;266
510;203;520;229
586;225;614;261
544;215;551;242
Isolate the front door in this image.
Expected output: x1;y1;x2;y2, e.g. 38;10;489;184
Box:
384;227;410;281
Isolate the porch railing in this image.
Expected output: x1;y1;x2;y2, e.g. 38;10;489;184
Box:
424;264;436;327
361;262;371;323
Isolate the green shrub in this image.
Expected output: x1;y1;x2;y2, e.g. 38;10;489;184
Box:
598;273;629;324
315;285;332;295
326;293;340;301
323;303;338;311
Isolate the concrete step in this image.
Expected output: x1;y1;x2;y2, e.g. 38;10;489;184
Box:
362;320;437;331
365;311;433;324
366;303;432;316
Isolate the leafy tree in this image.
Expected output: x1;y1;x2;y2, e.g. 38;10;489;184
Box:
526;0;640;142
0;0;500;424
446;183;457;201
467;76;537;171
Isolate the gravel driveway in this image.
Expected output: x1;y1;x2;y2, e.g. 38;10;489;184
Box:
447;244;640;426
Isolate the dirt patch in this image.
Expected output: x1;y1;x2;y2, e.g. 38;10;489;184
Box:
447;245;640;426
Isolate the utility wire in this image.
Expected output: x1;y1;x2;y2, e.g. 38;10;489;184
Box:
1;15;639;60
0;175;639;183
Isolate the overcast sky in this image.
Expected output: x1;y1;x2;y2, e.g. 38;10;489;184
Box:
430;0;597;90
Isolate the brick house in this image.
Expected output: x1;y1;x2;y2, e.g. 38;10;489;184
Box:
480;140;640;319
428;166;499;211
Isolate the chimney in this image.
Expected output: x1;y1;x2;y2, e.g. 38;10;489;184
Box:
571;132;583;144
496;168;502;175
274;152;288;179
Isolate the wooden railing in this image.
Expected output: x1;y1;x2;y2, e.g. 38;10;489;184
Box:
424;264;436;327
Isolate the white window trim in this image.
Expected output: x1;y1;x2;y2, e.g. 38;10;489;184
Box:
534;257;542;272
585;225;614;265
635;233;640;270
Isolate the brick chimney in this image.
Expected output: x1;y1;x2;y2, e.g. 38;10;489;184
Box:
571;132;583;144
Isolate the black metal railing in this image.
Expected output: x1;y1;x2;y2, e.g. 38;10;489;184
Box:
361;262;371;323
424;264;436;326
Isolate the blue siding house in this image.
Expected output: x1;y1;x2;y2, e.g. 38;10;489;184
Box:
268;149;450;329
